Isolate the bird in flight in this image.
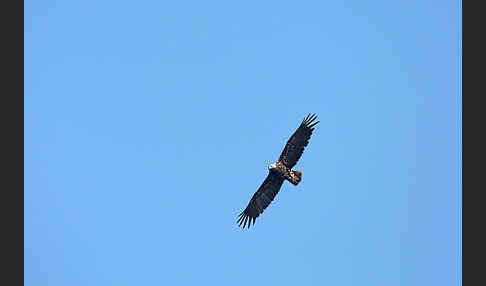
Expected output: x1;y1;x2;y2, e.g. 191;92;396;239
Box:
237;113;319;229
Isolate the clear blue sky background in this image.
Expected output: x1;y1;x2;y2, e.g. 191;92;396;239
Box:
25;1;461;285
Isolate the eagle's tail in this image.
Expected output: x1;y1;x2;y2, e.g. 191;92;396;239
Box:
289;171;302;186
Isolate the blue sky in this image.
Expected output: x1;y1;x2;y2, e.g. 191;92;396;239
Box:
25;1;461;285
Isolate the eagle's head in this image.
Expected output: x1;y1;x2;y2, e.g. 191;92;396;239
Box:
268;163;277;170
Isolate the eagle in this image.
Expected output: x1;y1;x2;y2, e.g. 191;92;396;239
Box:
237;113;319;228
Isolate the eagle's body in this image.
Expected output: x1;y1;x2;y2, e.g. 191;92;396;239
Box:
269;161;302;186
237;114;319;228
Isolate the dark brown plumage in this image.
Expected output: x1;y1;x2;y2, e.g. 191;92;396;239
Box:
237;113;319;228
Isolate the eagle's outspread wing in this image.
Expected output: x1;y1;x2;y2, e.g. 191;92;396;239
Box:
237;172;285;228
278;113;319;169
